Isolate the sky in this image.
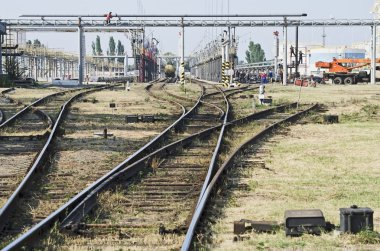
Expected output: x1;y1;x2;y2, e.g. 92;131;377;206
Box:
0;0;376;62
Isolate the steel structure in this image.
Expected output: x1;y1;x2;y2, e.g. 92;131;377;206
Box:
2;15;379;84
3;19;380;29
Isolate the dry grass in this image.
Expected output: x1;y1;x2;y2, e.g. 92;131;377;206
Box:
6;87;64;103
164;82;202;100
208;84;380;250
73;84;178;116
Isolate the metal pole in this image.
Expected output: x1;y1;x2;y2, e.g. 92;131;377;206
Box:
78;18;84;85
0;36;2;75
181;17;185;85
274;31;279;82
283;18;288;86
295;25;299;78
371;25;377;85
228;27;232;85
124;54;128;77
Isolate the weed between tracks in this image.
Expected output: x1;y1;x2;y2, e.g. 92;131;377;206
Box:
201;84;380;250
1;85;182;249
57;128;219;250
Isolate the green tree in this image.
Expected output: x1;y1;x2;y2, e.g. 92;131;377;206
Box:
116;40;125;63
107;36;116;64
4;57;25;80
109;36;116;56
245;41;266;63
33;39;42;47
95;35;103;56
163;52;176;65
91;41;96;56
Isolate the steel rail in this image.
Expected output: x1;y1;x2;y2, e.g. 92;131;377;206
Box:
1;83;205;250
162;83;225;120
58;82;205;226
30;107;54;135
59;102;298;231
181;103;319;251
2;101;297;250
0;109;3;125
0;85;109;232
145;83;187;114
1;88;15;95
0;88;77;128
196;86;229;207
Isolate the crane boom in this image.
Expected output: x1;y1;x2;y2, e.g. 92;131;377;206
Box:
314;57;377;84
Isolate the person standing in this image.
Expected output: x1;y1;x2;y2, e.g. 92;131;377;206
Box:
268;70;273;83
299;51;304;64
105;12;113;24
290;45;296;58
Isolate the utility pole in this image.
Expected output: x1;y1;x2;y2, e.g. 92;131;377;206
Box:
295;25;299;78
322;26;326;47
283;18;288;86
273;31;279;82
371;25;377;85
180;17;185;85
78;17;84;85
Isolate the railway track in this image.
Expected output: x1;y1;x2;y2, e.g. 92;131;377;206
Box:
0;81;316;250
0;85;116;247
0;88;20;124
0;88;97;211
0;81;205;250
48;81;229;250
0;87;70;129
0;81;227;250
182;100;319;250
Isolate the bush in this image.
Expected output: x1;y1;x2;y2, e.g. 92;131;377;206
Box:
0;75;13;87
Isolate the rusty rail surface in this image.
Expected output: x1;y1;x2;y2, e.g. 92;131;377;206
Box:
181;103;319;251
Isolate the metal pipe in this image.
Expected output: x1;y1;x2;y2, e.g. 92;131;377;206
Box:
283;18;288;86
371;25;377;84
20;14;308;18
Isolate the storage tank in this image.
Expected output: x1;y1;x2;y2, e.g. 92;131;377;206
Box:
164;64;176;78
